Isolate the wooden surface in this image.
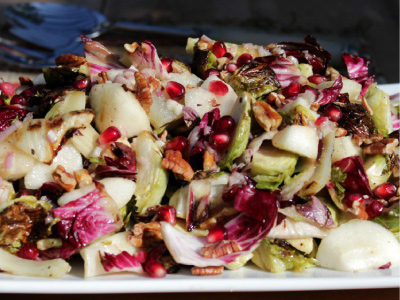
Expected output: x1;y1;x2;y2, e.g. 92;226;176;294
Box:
1;289;399;300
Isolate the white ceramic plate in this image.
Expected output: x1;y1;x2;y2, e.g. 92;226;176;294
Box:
0;84;399;294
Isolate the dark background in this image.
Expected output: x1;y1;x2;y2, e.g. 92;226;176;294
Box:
0;0;399;83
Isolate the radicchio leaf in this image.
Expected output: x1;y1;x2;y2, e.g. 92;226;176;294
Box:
183;106;200;128
100;250;145;274
315;76;343;105
186;181;211;231
296;196;336;228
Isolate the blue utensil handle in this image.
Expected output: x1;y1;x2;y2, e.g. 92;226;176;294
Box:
112;21;199;37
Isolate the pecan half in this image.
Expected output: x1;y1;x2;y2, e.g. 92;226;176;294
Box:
135;72;157;114
191;266;224;276
201;240;241;258
352;133;383;147
52;165;77;192
253;101;282;131
127;222;162;248
161;150;194;181
124;42;139;54
73;169;93;187
363;138;399;155
55;54;86;68
266;92;285;108
203;150;216;172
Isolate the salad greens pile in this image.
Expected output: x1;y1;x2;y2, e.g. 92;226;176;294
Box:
0;35;399;279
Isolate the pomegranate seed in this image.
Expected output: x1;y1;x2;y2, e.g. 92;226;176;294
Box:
17;244;39;260
223;52;233;60
315;116;328;126
366;200;385;219
206;225;227;243
308;75;327;85
344;193;364;209
211;41;227;58
299;85;317;95
226;63;238;73
145;261;167;278
204;68;221;79
21;87;35;98
209;133;230;151
222;184;240;202
208;80;228;96
215;116;236;134
337;94;350;104
324;104;342;122
237;53;253;67
166;81;185;101
10;95;29;106
98;126;122;145
282;82;301;98
135;250;147;264
373;183;397;200
164;136;189;153
161;57;173;73
156;205;177;225
73;78;89;90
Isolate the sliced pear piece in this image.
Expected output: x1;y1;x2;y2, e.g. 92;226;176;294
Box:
99;177;136;208
332;136;362;163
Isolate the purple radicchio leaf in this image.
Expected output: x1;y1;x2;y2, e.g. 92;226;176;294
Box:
296;196;336;228
186;182;211;231
52;188;123;255
100;251;145;274
315;76;343;105
183;106;200;128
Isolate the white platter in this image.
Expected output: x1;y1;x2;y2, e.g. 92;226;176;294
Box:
0;84;399;294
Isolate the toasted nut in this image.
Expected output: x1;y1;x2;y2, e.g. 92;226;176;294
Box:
124;42;139;54
310;102;320;112
352;134;383;147
362;97;374;115
127;222;162;248
292;106;311;126
191;266;224;276
201;240;241;258
203;150;216;172
99;71;108;84
73;169;93;187
161;150;194;181
52;165;77;192
363;138;399;155
335;127;348;137
135;72;154;114
266;92;285;107
18;76;33;86
55;54;86;67
253;101;282;131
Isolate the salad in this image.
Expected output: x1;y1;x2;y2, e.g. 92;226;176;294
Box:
0;35;399;279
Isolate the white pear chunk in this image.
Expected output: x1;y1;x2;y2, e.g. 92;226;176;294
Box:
316;220;400;272
57;184;96;206
24;143;83;190
168;72;202;87
272;125;319;159
184;87;216;118
0;142;36;181
332;136;362;163
99;177;136;208
149;93;183;129
0;248;70;278
317;79;362;103
89;83;151;138
80;231;143;278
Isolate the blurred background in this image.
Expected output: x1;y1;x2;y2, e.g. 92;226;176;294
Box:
0;0;398;83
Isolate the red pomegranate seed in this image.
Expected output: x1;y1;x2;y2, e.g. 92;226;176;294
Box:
373;183;397;200
161;57;173;73
299;85;317;95
237;53;253;67
222;184;240;202
282;82;301;98
166;81;185;101
204;68;221;79
308;75;327;85
73;78;89;90
21;87;35;98
164;136;189;153
344;193;364;209
209;80;229;96
366;200;385;219
324;104;342;122
10;95;29;106
206;225;227;243
145;261;167;278
98;126;122;145
211;41;227;58
215;116;236;134
156;205;177;225
223;52;233;60
226;63;238;73
315;116;328;126
17;244;39;260
135;250;147;264
209;133;230;151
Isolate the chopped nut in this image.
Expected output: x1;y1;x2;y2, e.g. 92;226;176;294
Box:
19;76;33;86
266;92;285;107
124;42;139;54
292;106;311;126
352;133;383;147
161;150;194;181
52;165;77;192
362;97;374;115
147;76;160;93
203;150;216;172
363;138;399;155
335;127;348;137
310;102;320;112
127;222;162;248
253;101;282;131
201;240;241;258
135;72;154;114
186;84;198;89
73;169;93;187
99;71;108;84
191;266;224;276
55;54;86;67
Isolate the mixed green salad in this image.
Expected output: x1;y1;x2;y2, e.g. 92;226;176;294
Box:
0;35;399;279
